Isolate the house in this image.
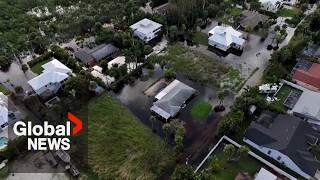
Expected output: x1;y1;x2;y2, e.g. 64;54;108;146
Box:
255;168;277;180
240;10;269;29
259;0;283;12
302;45;320;59
151;80;196;120
244;112;320;179
292;60;320;91
208;26;246;51
28;59;72;97
75;43;119;66
281;80;320;125
130;18;163;43
153;2;177;15
0;93;20;131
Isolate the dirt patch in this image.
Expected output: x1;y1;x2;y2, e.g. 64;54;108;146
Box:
144;78;169;97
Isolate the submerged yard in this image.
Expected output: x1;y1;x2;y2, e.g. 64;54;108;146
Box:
152;45;243;93
87;94;175;179
191;100;212;121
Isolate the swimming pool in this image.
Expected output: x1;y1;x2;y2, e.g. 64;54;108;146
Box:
0;137;8;149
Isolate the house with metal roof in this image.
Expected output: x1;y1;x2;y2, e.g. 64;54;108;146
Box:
151;80;196;120
75;43;119;65
240;10;269;29
130;18;163;43
244;112;320;179
281;80;320;125
28;59;72;97
208;26;246;51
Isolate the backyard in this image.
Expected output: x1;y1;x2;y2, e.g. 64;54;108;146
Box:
276;8;302;17
193;32;208;46
152;45;243;93
209;153;261;179
0;84;10;95
191;100;212;122
87;94;175;179
269;85;296;113
30;59;51;74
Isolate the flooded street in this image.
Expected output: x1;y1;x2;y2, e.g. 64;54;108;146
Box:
113;64;235;166
0;59;36;92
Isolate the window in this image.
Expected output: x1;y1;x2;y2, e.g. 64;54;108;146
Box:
267;150;271;155
277;156;281;161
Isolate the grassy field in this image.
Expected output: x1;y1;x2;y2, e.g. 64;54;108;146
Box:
191;100;212;121
30;59;51;74
193;32;208;46
209;153;261;179
0;84;10;95
87;94;175;179
276;8;302;17
152;45;243;93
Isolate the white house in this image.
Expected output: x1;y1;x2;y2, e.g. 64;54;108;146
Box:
130;18;162;43
28;59;72;96
208;26;245;51
0;93;8;130
259;0;283;12
255;168;277;180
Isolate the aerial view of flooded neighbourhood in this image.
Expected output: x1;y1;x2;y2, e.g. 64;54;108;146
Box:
0;0;320;179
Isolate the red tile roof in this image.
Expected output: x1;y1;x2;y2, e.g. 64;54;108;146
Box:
293;63;320;89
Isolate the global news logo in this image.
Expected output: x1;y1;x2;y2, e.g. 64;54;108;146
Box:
12;112;82;151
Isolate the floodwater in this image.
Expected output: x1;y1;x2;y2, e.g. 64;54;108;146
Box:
113;64;235;165
0;59;36;92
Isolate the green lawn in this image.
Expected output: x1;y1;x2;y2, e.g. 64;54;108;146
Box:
276;8;302;17
87;94;175;179
0;85;10;95
193;32;208;46
209;153;261;179
227;7;242;16
191;100;212;121
269;85;296;113
30;59;51;74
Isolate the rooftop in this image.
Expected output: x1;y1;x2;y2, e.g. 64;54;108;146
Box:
130;18;162;35
151;80;196;120
293;62;320;89
255;168;277;180
75;43;119;64
244;112;320;177
240;10;269;28
28;59;71;91
0;93;8;126
208;26;245;47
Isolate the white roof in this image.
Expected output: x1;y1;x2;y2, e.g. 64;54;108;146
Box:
42;58;72;74
28;72;69;91
155;80;181;100
0;93;8;126
130;18;162;35
208;26;245;47
259;0;281;6
108;56;126;69
93;65;103;73
28;59;71;91
255;168;277;180
292;89;320;121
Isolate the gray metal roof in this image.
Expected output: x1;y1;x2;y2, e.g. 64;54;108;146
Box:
244;112;320;177
75;43;119;64
89;44;119;61
151;80;196;120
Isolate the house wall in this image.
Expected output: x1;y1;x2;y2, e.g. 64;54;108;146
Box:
208;39;229;51
292;79;320;92
35;83;62;96
244;138;312;179
261;1;279;12
134;27;162;43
